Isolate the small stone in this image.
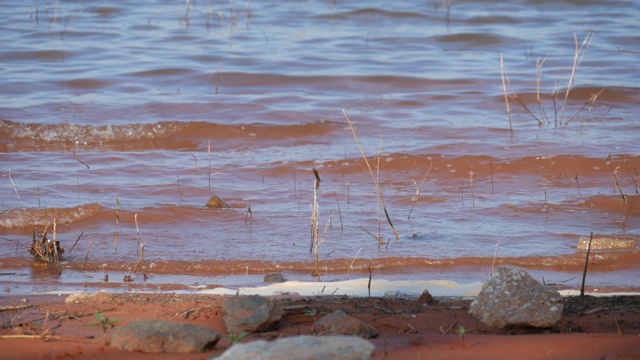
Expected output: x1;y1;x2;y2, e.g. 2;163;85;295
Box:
416;289;436;305
312;309;378;338
110;320;219;353
65;290;112;304
263;273;286;283
222;295;282;333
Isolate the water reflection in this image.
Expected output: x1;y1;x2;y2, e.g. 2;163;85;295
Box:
29;262;62;281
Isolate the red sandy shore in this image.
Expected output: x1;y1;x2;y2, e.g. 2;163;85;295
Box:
1;293;639;360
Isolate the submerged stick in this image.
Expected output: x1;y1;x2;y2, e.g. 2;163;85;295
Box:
580;232;593;297
343;110;399;240
68;232;84;253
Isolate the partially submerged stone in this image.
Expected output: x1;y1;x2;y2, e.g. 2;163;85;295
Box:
577;236;637;250
217;335;375;360
263;273;286;283
205;195;231;208
469;265;563;328
110;319;219;353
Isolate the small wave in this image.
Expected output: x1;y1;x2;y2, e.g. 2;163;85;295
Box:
316;7;428;21
0;120;342;150
0;50;73;62
0;203;104;232
126;68;196;77
432;32;517;47
56;78;113;90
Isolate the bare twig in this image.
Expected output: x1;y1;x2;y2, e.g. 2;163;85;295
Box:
343;110;399;240
580;232;593;297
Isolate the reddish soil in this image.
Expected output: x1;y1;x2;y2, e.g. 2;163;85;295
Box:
1;293;639;360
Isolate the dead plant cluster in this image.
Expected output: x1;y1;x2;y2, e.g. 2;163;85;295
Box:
29;226;64;264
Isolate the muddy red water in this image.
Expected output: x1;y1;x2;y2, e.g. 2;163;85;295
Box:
1;1;639;295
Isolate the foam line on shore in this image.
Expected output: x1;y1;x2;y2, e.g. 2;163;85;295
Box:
197;278;485;297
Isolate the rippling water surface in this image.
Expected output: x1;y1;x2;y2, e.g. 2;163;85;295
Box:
1;1;639;294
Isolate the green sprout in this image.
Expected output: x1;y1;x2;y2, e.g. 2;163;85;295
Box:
88;312;121;335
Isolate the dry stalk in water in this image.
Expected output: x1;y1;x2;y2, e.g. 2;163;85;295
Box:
499;53;513;134
468;171;475;207
132;243;145;273
560;31;594;125
580;232;593;297
334;191;344;233
343;110;399;240
408;160;432;220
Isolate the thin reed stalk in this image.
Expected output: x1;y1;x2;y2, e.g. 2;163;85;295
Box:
132;243;145;273
490;161;495;195
208;140;212;196
580;232;593;297
343;110;399;240
500;53;513;135
559;31;594;125
334;191;344;233
469;171;475;207
408;160;433;220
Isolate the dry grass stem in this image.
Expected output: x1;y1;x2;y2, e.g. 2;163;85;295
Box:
468;171;475;207
612;166;627;203
132;243;145;273
245;205;252;224
500;53;513;134
565;87;606;126
80;238;93;271
334;191;344;233
560;31;594;125
343;110;399;240
359;226;385;247
208;140;212;196
408;160;433;220
490;161;495;195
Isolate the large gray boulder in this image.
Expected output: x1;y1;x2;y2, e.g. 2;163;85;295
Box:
222;295;283;333
216;335;375;360
110;319;219;353
312;309;378;338
469;266;563;328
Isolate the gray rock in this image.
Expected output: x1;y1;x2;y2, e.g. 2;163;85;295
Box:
312;309;378;338
222;295;282;333
263;273;286;283
577;236;637;250
110;319;219;353
216;335;375;360
469;266;563;328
